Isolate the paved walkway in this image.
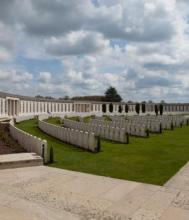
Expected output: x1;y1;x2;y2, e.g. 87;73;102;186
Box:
0;163;189;220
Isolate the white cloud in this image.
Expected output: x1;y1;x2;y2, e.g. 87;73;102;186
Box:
45;31;109;56
0;0;188;101
0;69;33;82
38;72;52;83
0;48;11;62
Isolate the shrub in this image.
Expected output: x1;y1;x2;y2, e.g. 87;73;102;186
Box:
49;146;54;163
155;105;159;116
135;103;140;114
159;104;163;115
146;129;150;137
125;104;129;113
159;123;162;134
126;133;129;144
171;122;174;130
109;103;113;113
96;136;101;152
118;105;122;113
102;103;106;113
142;103;146;113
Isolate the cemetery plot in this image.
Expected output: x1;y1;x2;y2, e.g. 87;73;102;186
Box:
90;117;149;137
108;115;187;135
16;118;189;185
63;118;128;144
38;120;100;153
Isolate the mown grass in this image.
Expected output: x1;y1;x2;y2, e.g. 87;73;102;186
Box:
83;115;95;123
44;117;62;125
16;119;189;185
66;116;80;121
103;115;112;121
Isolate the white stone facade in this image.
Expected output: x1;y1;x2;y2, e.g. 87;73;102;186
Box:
0;91;189;119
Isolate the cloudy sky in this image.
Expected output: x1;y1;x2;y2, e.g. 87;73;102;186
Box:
0;0;189;102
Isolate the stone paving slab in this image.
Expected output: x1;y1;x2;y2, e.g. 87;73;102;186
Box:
0;153;43;169
165;161;189;190
160;206;189;220
0;164;188;219
0;153;42;162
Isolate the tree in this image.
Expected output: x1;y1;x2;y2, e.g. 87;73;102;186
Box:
118;105;122;113
59;95;70;100
125;104;129;113
135;103;140;114
104;87;122;102
45;96;54;100
35;95;55;100
109;103;113;113
142;103;146;113
102;103;106;113
159;104;163;115
155;105;159;116
72;96;104;101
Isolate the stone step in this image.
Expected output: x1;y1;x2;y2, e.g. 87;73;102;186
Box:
0;153;43;169
0;117;11;122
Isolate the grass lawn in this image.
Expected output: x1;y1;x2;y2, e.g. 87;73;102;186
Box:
83;115;95;123
44;117;62;125
66;116;80;121
103;115;112;121
16;119;189;185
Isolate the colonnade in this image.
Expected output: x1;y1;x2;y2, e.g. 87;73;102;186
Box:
7;99;19;116
1;93;189;119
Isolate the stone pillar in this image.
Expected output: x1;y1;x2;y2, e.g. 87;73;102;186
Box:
23;101;26;114
41;102;44;113
26;101;28;114
106;104;109;113
28;101;30;114
48;102;50;113
10;100;12;116
32;101;34;114
15;100;17;116
6;100;9;116
5;99;8;116
17;100;20;115
46;102;48;113
13;100;15;116
42;102;44;113
0;99;1;116
33;101;35;114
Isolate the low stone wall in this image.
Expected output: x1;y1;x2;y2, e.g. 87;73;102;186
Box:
9;120;48;163
15;115;36;123
38;120;99;152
